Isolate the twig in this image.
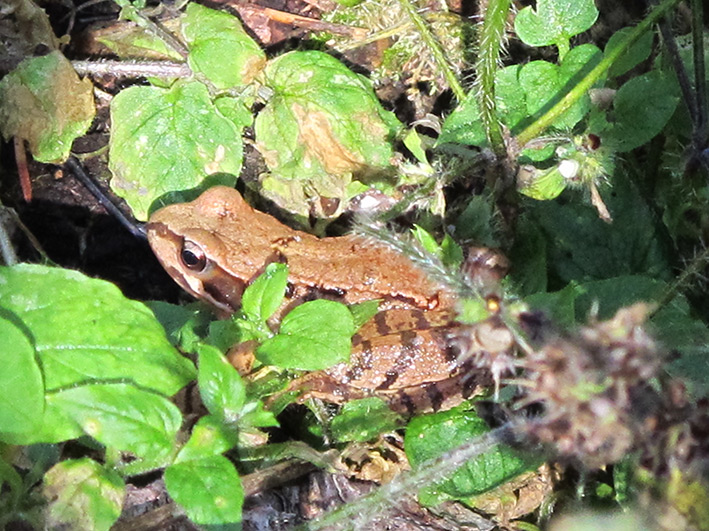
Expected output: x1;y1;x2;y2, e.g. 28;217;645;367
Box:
64;156;147;240
13;137;32;202
232;3;368;39
72;59;191;79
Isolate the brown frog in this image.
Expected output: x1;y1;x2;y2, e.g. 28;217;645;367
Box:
146;186;512;412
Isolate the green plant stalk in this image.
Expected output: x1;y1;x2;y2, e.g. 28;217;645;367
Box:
516;0;682;147
476;0;511;157
397;0;466;101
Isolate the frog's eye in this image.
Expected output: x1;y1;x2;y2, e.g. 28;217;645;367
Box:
180;240;208;272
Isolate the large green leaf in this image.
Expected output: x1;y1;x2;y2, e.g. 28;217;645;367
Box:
0;264;195;395
109;80;243;220
255;50;401;217
405;407;537;505
0;316;44;434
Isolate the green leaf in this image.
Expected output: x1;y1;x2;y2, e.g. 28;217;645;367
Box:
348;300;381;330
514;0;598;52
257;300;355;370
164;455;243;525
240;262;289;323
574;275;665;320
255;50;401;216
0;316;44;434
0;265;195;395
146;301;211;353
176;415;239;462
654;297;709;396
525;175;672;287
411;225;441;256
108;80;243;220
331;398;402;443
518;44;602;130
197;344;246;421
43;458;125;531
606;27;653;78
508;215;548;296
525;282;583;328
405;407;537;505
182;3;266;89
596;70;680;152
0;51;95;163
45;384;182;464
437;90;486;146
440;234;464;267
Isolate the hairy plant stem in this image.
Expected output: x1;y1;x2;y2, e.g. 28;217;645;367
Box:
656;244;709;311
397;0;465;101
299;425;514;530
516;0;682;147
691;0;707;150
72;60;190;79
476;0;511;158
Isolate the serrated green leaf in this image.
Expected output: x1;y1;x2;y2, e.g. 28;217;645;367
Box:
109;80;243;220
43;458;125;531
0;51;94;163
0;265;195;395
164;455;243;525
331;397;402;443
197;344;246;421
241;262;289;323
574;275;665;320
257;299;354;370
514;0;598;51
0;316;44;434
525;175;672;287
597;70;680;152
46;384;182;464
606;27;653;78
411;225;440;256
405;407;537;505
183;3;266;89
437;90;486;146
440;234;464;267
255;50;401;216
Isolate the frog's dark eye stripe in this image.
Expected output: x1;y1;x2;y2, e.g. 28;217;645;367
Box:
180;239;208;272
